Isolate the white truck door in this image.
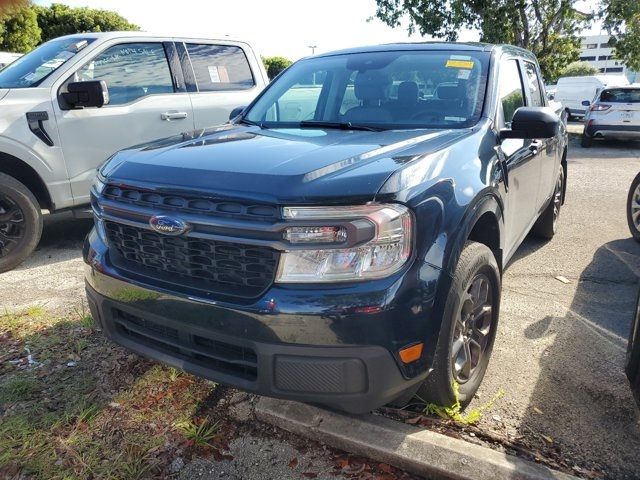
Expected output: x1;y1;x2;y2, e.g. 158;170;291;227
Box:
177;42;266;129
53;41;194;205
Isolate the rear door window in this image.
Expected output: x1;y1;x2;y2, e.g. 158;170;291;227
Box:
186;43;254;91
498;59;525;127
76;43;174;105
523;61;544;107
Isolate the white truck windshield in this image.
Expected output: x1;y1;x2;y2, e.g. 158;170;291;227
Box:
0;37;94;88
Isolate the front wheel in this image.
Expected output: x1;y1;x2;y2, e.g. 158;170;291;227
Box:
626;172;640;242
0;173;43;273
416;241;501;408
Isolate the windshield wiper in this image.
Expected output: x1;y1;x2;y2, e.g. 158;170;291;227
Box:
299;121;383;132
238;118;266;129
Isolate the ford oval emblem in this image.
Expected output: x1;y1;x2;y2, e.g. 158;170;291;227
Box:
149;215;190;236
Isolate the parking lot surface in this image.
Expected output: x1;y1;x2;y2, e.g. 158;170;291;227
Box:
1;133;639;478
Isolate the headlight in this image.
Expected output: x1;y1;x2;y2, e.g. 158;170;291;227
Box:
91;173;106;195
276;204;412;283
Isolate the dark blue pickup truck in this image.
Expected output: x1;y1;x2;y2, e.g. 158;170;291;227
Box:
84;42;567;413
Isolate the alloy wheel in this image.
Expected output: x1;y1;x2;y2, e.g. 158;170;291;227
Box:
450;273;494;384
552;171;563;230
631;182;640;233
0;193;26;258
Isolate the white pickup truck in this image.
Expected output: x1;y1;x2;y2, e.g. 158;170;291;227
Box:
0;32;267;272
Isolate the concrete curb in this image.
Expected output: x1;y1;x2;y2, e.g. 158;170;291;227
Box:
255;397;581;480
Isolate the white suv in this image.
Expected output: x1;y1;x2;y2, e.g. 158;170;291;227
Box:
0;32;267;272
581;85;640;147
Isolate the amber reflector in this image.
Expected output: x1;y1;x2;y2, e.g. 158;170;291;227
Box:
399;343;423;364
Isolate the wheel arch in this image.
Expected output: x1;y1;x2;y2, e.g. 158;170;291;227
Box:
0;152;53;210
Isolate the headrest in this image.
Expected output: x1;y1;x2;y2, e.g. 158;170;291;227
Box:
354;71;390;103
436;84;464;100
397;81;419;104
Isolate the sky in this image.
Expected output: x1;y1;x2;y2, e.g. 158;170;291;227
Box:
32;0;477;60
33;0;603;61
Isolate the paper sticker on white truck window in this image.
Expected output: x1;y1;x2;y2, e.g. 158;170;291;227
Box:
207;66;230;83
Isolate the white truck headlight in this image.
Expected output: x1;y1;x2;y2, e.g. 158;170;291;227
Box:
276;204;413;283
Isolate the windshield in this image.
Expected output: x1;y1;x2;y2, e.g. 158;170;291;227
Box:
244;50;489;130
600;88;640;103
0;37;94;88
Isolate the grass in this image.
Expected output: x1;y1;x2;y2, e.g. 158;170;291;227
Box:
0;305;221;479
419;382;506;425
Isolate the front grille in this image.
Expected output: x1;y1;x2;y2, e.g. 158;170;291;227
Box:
113;308;257;381
105;221;278;297
103;185;279;221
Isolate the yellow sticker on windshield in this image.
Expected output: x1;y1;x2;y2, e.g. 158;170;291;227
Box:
446;59;474;69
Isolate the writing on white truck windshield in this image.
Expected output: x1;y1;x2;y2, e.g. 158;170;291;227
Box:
0;37;94;88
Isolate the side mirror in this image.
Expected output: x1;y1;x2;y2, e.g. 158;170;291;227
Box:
61;81;109;109
581;100;591;107
229;106;247;121
500;107;559;140
547;92;555;100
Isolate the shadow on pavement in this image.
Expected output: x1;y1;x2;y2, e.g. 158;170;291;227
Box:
510;238;640;478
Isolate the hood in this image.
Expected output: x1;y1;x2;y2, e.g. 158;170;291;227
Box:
0;89;9;102
104;125;471;205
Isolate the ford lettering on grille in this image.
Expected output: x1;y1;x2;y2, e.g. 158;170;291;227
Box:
149;215;190;236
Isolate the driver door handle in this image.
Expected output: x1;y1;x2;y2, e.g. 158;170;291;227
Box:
161;111;188;121
529;139;543;152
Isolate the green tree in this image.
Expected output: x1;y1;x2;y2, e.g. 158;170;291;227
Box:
0;3;41;53
601;0;640;71
33;3;139;43
371;0;589;82
558;61;599;77
262;56;293;80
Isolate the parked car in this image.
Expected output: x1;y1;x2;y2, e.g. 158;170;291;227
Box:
84;42;567;413
627;171;640;241
627;286;640;408
0;32;267;272
555;75;628;120
581;85;640;147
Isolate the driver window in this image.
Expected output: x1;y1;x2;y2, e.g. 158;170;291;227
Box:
74;43;174;106
498;59;525;128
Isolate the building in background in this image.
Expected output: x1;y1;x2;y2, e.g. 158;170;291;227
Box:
579;34;638;82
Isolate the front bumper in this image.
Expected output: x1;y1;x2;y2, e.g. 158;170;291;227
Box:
84;228;439;413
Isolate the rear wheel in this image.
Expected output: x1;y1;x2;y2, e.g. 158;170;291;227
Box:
416;241;501;408
580;133;592;148
0;173;43;273
532;168;564;240
626;172;640;242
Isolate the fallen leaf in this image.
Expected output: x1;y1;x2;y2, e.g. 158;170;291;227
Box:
302;473;318;478
288;457;298;468
405;416;423;425
533;407;543;414
378;463;394;473
542;435;554;444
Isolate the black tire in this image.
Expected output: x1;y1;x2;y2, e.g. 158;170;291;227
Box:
580;133;592;148
0;173;43;273
565;109;573;122
532;168;564;240
416;241;501;408
626;172;640;242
